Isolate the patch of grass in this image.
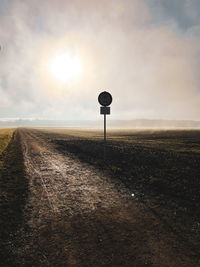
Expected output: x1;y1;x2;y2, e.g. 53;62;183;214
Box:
0;129;13;153
0;129;14;168
0;129;28;266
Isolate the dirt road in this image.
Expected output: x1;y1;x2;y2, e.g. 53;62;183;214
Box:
13;128;199;266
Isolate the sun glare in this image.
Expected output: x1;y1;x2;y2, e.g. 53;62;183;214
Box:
50;53;82;83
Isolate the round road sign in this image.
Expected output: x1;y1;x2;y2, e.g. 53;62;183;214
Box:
98;91;112;106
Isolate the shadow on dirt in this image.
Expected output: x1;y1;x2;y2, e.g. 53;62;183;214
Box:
52;137;200;257
16;206;165;267
0;130;28;266
54;138;200;213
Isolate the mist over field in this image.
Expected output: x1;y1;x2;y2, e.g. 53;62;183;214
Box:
0;0;200;121
0;118;200;129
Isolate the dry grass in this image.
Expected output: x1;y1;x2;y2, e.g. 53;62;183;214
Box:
0;128;14;162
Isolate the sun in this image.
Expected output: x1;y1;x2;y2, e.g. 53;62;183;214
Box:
50;53;82;83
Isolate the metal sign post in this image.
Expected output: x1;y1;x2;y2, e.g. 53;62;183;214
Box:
104;113;106;161
98;91;112;161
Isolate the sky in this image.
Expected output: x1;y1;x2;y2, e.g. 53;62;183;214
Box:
0;0;200;121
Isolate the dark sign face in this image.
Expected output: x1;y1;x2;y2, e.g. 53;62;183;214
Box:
98;91;112;106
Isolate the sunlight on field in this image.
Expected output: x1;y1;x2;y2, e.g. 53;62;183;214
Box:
0;129;13;156
37;128;200;153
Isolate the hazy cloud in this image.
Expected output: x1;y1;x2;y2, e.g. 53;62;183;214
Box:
148;0;200;31
0;0;200;120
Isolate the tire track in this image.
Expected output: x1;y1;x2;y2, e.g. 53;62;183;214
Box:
20;130;58;213
19;129;129;216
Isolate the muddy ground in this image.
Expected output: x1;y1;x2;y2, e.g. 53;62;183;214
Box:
0;128;200;266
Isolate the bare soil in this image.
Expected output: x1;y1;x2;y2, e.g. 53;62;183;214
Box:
2;128;200;266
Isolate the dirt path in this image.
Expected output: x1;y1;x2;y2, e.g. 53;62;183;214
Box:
15;128;198;266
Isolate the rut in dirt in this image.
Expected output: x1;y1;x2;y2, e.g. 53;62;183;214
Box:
11;128;199;266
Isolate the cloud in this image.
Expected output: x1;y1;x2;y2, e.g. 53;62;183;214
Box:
0;0;200;120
